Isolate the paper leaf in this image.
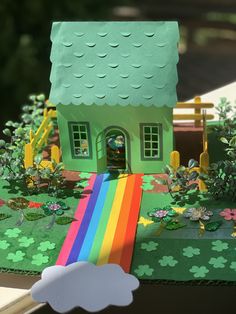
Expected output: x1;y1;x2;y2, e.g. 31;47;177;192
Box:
205;221;222;232
56;216;77;225
165;221;186;230
0;213;11;221
79;180;89;188
155;178;167;185
24;213;45;221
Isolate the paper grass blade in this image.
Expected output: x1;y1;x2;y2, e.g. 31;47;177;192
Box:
231;222;236;238
199;220;205;236
155;222;166;236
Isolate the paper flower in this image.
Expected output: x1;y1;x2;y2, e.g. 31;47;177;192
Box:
7;250;25;262
134;265;154;277
208;256;227;269
41;201;69;216
189;266;209;278
184;207;213;221
138;216;154;227
141;241;158;252
158;256;178;267
6;197;29;226
172;207;186;214
32;253;49;266
38;241;56;252
4;228;21;238
212;240;229;252
219;208;236;221
41;201;70;229
148;206;177;223
6;197;29;210
18;236;35;247
28;201;43;208
183;246;200;258
0;240;10;250
0;199;5;207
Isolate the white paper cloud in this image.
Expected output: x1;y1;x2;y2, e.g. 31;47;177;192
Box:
31;262;139;313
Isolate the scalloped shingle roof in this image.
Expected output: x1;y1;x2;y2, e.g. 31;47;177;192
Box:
49;21;179;107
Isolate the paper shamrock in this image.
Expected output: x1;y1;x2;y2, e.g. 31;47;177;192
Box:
134;265;154;277
183;246;200;258
32;254;49;266
18;236;35;248
38;241;56;252
189;266;209;278
7;250;25;263
141;241;158;252
158;256;178;267
4;228;21;238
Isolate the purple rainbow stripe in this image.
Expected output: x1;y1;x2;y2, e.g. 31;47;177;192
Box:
56;174;96;265
66;174;104;265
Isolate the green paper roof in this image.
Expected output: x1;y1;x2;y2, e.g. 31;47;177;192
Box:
49;21;179;107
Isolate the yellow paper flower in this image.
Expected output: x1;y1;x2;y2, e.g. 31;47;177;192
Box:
138;216;154;227
172;207;186;214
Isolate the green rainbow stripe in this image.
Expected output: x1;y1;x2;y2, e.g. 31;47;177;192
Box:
57;173;143;272
88;177;118;263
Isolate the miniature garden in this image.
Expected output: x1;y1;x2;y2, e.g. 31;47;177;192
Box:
0;95;235;281
132;97;236;282
0;94;92;273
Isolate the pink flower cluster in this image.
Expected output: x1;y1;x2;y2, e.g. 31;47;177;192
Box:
220;208;236;221
153;210;168;218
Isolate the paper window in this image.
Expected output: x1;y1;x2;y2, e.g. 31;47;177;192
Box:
140;124;162;160
69;122;91;158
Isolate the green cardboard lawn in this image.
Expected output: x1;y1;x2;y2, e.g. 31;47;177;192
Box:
0;179;79;274
0;177;236;283
130;191;236;282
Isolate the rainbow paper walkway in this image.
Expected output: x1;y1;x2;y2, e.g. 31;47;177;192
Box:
56;173;143;272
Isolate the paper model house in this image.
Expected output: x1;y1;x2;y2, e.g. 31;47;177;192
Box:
49;21;179;173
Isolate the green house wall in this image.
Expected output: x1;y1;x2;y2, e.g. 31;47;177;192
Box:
57;104;173;174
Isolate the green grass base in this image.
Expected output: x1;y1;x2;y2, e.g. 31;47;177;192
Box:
0;179;80;273
131;191;236;282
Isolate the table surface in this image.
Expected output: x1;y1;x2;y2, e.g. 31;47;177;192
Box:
0;81;235;313
0;273;43;313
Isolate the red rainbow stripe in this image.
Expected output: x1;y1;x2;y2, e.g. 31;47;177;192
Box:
56;173;143;272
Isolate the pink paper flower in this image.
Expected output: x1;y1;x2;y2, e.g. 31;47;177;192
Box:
154;210;169;218
0;199;5;207
219;208;236;221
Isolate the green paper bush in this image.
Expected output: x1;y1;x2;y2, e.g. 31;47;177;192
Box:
156;159;199;203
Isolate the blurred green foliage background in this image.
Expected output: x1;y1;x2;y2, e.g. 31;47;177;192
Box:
0;0;117;126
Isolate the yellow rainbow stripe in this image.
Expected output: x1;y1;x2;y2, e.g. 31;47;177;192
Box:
97;174;128;265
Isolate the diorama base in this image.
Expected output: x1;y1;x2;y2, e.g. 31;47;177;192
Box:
0;173;235;283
